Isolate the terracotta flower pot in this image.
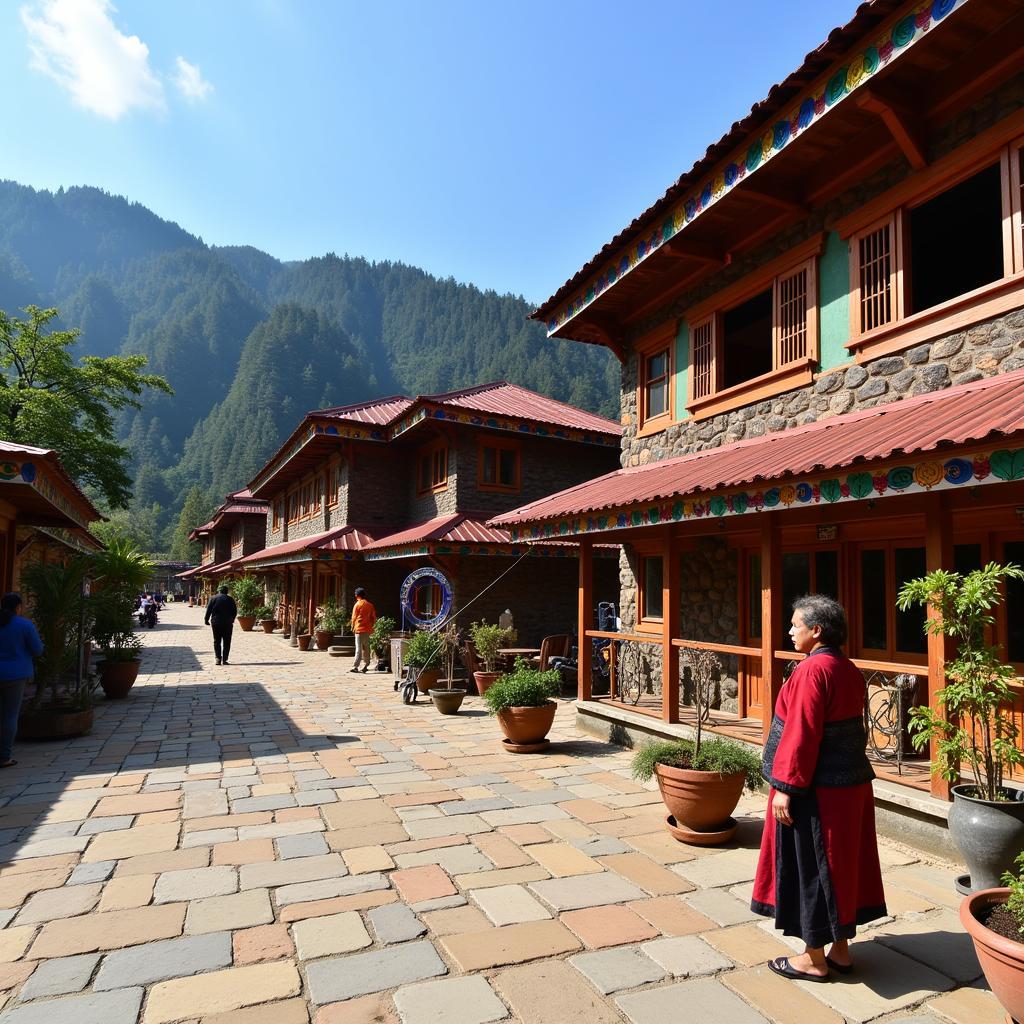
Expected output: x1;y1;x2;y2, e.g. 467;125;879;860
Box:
429;688;466;715
315;629;334;651
497;702;557;745
961;888;1024;1023
19;705;94;739
414;668;440;693
260;619;277;633
473;671;500;695
237;616;257;632
297;634;312;651
189;598;195;607
97;659;140;699
654;762;746;845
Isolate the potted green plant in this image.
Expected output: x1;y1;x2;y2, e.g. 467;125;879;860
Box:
405;628;442;692
370;616;397;671
482;658;561;752
315;597;345;651
469;620;514;695
961;851;1024;1022
229;574;264;631
631;648;762;844
255;605;276;633
898;561;1024;892
429;622;466;715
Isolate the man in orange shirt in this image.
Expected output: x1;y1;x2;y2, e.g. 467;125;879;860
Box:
351;587;377;673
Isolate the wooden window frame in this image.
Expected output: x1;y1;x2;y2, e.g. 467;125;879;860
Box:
840;125;1024;362
685;238;821;421
853;540;928;666
636;322;676;438
477;437;521;493
326;462;340;508
311;475;322;515
417;441;449;496
287;491;300;524
636;551;665;631
272;499;282;531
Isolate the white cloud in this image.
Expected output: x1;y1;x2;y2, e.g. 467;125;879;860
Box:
20;0;165;120
173;56;212;103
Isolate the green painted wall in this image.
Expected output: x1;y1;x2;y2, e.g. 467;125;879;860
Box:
674;319;689;420
819;229;850;370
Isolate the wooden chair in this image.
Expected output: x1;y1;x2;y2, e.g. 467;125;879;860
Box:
531;634;571;670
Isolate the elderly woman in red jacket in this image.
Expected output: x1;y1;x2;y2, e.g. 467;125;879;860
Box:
751;594;886;982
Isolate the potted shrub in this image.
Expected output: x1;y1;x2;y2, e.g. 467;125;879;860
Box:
961;851;1024;1022
405;628;442;692
370;616;397;671
898;561;1024;892
229;574;264;631
469;619;514;695
95;631;144;699
255;605;277;633
429;622;466;715
631;648;762;844
482;658;561;752
314;597;345;651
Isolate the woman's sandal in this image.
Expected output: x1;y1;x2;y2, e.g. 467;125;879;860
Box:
825;955;854;974
767;956;831;983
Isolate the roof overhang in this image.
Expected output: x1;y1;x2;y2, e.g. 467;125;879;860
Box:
0;448;101;532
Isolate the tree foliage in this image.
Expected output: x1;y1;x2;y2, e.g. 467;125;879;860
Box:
0;305;172;508
168;485;217;561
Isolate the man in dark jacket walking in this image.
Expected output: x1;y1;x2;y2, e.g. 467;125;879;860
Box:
205;586;238;666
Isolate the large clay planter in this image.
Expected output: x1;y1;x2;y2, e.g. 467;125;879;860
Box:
237;616;257;632
473;671;500;696
654;762;746;845
497;702;557;749
19;705;94;739
430;688;466;715
97;659;140;699
961;888;1024;1022
414;668;440;693
297;633;312;652
314;630;334;651
948;784;1024;892
260;619;277;633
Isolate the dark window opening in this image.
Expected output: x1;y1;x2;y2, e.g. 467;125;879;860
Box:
722;288;773;390
894;546;927;654
1006;541;1024;664
782;552;811;647
642;557;664;620
908;163;1003;314
815;550;839;600
954;543;983;575
748;555;762;639
861;548;888;651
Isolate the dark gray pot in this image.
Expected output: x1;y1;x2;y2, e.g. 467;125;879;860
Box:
948;783;1024;893
429;689;466;715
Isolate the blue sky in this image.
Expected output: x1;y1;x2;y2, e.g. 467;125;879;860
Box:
3;0;856;305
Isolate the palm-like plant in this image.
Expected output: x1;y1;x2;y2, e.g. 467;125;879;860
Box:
90;539;153;661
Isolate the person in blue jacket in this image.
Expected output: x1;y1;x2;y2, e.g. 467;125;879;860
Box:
0;593;42;767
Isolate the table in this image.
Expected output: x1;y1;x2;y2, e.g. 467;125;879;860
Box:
498;647;541;669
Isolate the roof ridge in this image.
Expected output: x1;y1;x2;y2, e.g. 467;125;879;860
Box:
310;393;411;416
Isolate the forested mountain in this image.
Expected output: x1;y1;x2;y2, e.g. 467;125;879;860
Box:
0;180;617;552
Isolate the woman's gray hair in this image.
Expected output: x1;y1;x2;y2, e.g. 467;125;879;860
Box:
792;594;847;646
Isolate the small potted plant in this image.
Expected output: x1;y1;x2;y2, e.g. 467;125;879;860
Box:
631;648;762;844
229;574;264;632
255;605;276;633
296;611;312;652
315;597;345;651
370;616;397;671
429;622;466;715
95;631;144;699
404;628;441;692
961;850;1024;1022
482;658;561;752
469;619;514;695
898;561;1024;891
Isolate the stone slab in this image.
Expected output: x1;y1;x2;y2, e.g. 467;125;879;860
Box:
18;954;100;1001
292;911;372;959
306;940;447;1004
492;959;622;1024
369;902;427;943
616;977;769;1024
93;931;233;990
441;920;581;971
0;987;143;1024
393;976;507;1024
529;872;647;911
569;944;667;993
471;884;551;926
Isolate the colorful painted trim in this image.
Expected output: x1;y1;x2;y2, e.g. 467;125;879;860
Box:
365;542;619;562
545;0;966;336
0;460;95;532
508;446;1024;541
390;404;618;447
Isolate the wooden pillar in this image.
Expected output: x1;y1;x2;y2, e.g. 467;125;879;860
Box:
578;540;593;701
761;514;783;745
308;561;318;635
662;532;680;723
925;494;954;801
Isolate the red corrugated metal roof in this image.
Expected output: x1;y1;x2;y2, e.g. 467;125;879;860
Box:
203;558;241;576
216;503;268;517
312;395;415;426
239;525;378;564
424;382;620;436
363;513;512;551
188;519;216;541
492;370;1024;527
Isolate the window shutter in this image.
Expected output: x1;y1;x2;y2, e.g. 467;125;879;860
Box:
690;316;716;400
775;265;809;365
857;219;895;333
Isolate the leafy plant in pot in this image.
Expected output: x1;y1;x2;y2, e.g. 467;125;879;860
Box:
429;622;466;715
255;605;277;633
482;659;561;752
898;561;1024;892
469;620;514;695
370;616;397;671
631;648;762;845
229;574;264;632
315;597;345;651
960;850;1024;1022
404;628;441;692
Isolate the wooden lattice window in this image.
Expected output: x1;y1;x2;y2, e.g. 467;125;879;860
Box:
690;316;717;401
774;262;812;365
417;442;448;495
853;215;900;336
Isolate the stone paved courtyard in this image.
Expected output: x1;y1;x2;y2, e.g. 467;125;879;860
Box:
0;603;1005;1023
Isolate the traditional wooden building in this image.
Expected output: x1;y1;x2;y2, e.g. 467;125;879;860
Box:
239;382;621;640
492;0;1024;808
178;489;268;595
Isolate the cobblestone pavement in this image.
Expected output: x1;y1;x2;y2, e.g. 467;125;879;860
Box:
0;604;1003;1023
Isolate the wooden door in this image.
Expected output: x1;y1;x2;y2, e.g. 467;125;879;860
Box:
740;551;765;719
